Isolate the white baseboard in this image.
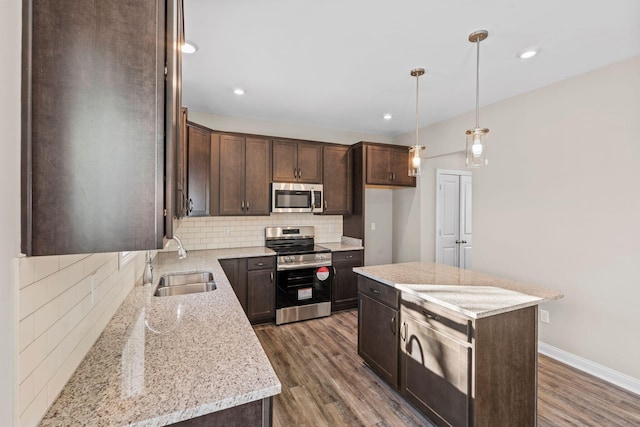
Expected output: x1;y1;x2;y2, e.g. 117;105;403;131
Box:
538;342;640;396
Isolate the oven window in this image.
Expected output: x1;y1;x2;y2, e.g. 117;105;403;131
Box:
276;267;332;308
275;190;310;208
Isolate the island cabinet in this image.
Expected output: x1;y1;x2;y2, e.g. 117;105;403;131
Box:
357;276;401;389
272;139;323;184
322;144;352;215
366;144;415;187
400;292;537;427
220;256;276;324
219;135;271;216
331;250;363;311
21;0;184;255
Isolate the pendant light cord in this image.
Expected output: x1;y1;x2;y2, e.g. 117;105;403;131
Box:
475;36;480;130
415;72;420;147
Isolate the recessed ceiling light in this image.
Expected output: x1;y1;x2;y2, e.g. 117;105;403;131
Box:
518;48;540;59
182;40;199;54
233;88;245;95
383;113;393;120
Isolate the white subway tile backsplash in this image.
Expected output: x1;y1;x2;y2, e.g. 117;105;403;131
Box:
18;251;144;426
34;256;59;282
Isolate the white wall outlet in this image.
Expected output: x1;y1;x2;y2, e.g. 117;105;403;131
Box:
540;309;550;324
371;222;376;231
224;227;230;236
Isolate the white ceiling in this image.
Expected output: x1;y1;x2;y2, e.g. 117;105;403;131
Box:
182;0;640;137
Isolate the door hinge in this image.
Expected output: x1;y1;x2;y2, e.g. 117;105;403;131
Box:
164;209;167;217
164;64;168;76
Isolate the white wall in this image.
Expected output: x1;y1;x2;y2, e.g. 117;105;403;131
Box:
1;0;22;424
188;111;393;145
364;189;393;265
394;56;640;380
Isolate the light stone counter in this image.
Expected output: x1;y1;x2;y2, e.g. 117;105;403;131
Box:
354;261;563;319
318;236;364;252
40;248;280;427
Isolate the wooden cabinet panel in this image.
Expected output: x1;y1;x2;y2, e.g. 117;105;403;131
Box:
22;0;170;255
219;135;245;216
272;139;322;184
296;142;323;184
220;258;247;312
244;138;271;215
331;250;362;311
175;107;189;220
247;269;275;323
390;147;414;186
187;127;212;216
272;140;298;182
358;292;399;388
323;145;351;214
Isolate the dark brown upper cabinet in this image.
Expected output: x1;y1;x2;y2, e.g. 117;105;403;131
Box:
186;125;218;217
366;144;416;187
322;144;352;215
21;0;183;255
219;135;271;216
272;140;322;184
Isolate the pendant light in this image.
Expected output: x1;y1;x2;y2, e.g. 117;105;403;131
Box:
409;68;426;177
466;30;489;168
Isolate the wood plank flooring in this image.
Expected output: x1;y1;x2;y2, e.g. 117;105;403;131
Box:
254;309;640;427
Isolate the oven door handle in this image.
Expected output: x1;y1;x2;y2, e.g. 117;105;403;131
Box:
310;189;315;212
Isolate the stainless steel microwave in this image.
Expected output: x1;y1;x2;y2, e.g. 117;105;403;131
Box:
271;183;323;213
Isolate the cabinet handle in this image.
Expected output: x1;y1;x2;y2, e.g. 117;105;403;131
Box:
298;168;302;179
246;201;250;211
256;262;264;266
241;200;245;210
400;321;407;341
370;287;380;295
324;200;327;209
422;310;439;321
294;168;298;179
270;272;274;283
188;198;193;213
345;255;353;259
390;315;396;335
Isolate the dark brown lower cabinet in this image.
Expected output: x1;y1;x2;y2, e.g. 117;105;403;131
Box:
331;250;363;311
170;397;272;426
221;256;276;324
357;276;400;389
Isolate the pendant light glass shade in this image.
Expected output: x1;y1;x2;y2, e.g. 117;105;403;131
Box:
409;68;426;177
466;30;489;168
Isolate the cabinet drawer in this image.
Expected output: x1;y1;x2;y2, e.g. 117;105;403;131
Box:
358;276;399;309
402;293;471;343
247;256;275;271
333;250;363;264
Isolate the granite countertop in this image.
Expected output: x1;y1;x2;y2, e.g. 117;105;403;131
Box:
354;261;563;319
318;242;363;252
40;248;280;427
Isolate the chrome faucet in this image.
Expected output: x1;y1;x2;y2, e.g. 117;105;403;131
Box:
143;250;153;284
172;235;187;259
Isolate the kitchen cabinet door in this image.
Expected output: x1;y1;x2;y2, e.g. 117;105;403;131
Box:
390;147;415;186
331;250;362;311
244;138;271;215
323;145;351;214
366;145;392;185
358;292;399;388
272;139;322;184
187;127;212;216
272;140;298;182
21;0;173;255
220;258;248;312
247;269;275;323
296;141;323;184
219;135;245;216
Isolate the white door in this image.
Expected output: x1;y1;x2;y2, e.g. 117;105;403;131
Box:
436;170;472;269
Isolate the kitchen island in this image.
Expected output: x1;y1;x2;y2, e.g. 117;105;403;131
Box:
40;248;280;426
354;261;563;427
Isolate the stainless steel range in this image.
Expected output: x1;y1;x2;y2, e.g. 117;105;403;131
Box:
265;226;332;325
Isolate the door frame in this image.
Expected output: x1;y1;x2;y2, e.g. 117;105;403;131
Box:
435;169;472;267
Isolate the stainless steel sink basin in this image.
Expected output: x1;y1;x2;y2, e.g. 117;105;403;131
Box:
154;271;216;297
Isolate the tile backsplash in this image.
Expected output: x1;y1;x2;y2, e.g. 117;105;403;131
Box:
18;252;145;427
165;214;343;251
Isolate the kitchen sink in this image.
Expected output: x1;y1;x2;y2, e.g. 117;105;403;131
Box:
154;271;216;297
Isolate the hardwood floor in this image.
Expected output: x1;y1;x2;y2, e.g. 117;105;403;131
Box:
254;309;640;427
